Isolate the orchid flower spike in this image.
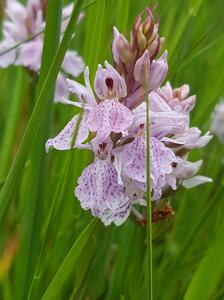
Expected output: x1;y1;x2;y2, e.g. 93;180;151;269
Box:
46;7;212;226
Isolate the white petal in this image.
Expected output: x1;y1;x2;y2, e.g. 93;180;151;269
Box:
67;74;96;107
182;176;212;188
62;50;85;77
55;73;69;102
86;99;133;139
45;114;89;152
0;39;16;67
75;159;130;225
15;40;43;71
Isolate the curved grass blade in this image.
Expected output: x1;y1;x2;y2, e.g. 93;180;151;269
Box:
41;219;98;300
13;0;62;299
169;15;224;79
0;68;27;180
183;220;224;300
156;185;223;296
168;0;204;60
115;0;129;33
0;0;82;226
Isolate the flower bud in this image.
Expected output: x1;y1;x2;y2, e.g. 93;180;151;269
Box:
131;7;163;61
134;50;150;85
112;27;132;65
137;25;147;53
149;51;168;90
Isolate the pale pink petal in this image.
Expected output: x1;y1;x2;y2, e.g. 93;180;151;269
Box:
26;2;45;33
0;39;16;67
101;200;131;226
55;73;69;102
90;136;113;159
5;0;27;40
162;128;213;149
3;20;27;42
173;159;203;179
6;0;27;25
150;137;176;200
86;99;133;139
112;27;132;65
75;159;130;225
149;91;172;112
67;67;96;106
120;137;146;183
62;3;84;31
60;97;93;110
112;27;120;64
182;176;212;189
149;51;168;90
119;136;175;200
158;81;173;101
45;114;89;152
123;178;146;205
62;50;85;78
134;50;150;84
150;111;189;139
15;40;43;71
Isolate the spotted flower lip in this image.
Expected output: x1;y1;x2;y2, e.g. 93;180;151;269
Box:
74;138;131;226
86;98;133;140
0;0;85;101
45;7;212;226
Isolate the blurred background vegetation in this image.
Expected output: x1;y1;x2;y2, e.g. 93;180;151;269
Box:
0;0;224;299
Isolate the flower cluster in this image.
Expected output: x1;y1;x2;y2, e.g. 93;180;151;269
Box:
0;0;84;101
210;101;224;143
46;8;212;226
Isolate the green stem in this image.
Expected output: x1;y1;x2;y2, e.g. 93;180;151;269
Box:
146;94;153;299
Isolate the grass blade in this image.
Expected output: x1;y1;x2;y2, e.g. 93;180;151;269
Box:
41;219;98;300
13;0;62;299
183;221;224;300
0;68;27;180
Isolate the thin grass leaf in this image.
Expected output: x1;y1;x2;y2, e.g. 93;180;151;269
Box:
115;0;129;33
83;0;107;77
172;33;224;75
41;219;98;300
169;15;224;79
168;0;204;59
183;221;224;300
27;110;84;299
13;1;62;299
188;0;203;16
0;68;27;180
0;0;82;226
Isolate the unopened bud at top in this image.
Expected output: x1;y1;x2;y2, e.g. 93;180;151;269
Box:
112;27;132;65
131;7;164;61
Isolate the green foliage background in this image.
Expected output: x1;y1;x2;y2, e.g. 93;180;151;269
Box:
0;0;224;299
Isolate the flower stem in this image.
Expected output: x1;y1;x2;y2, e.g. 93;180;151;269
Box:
146;94;153;299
